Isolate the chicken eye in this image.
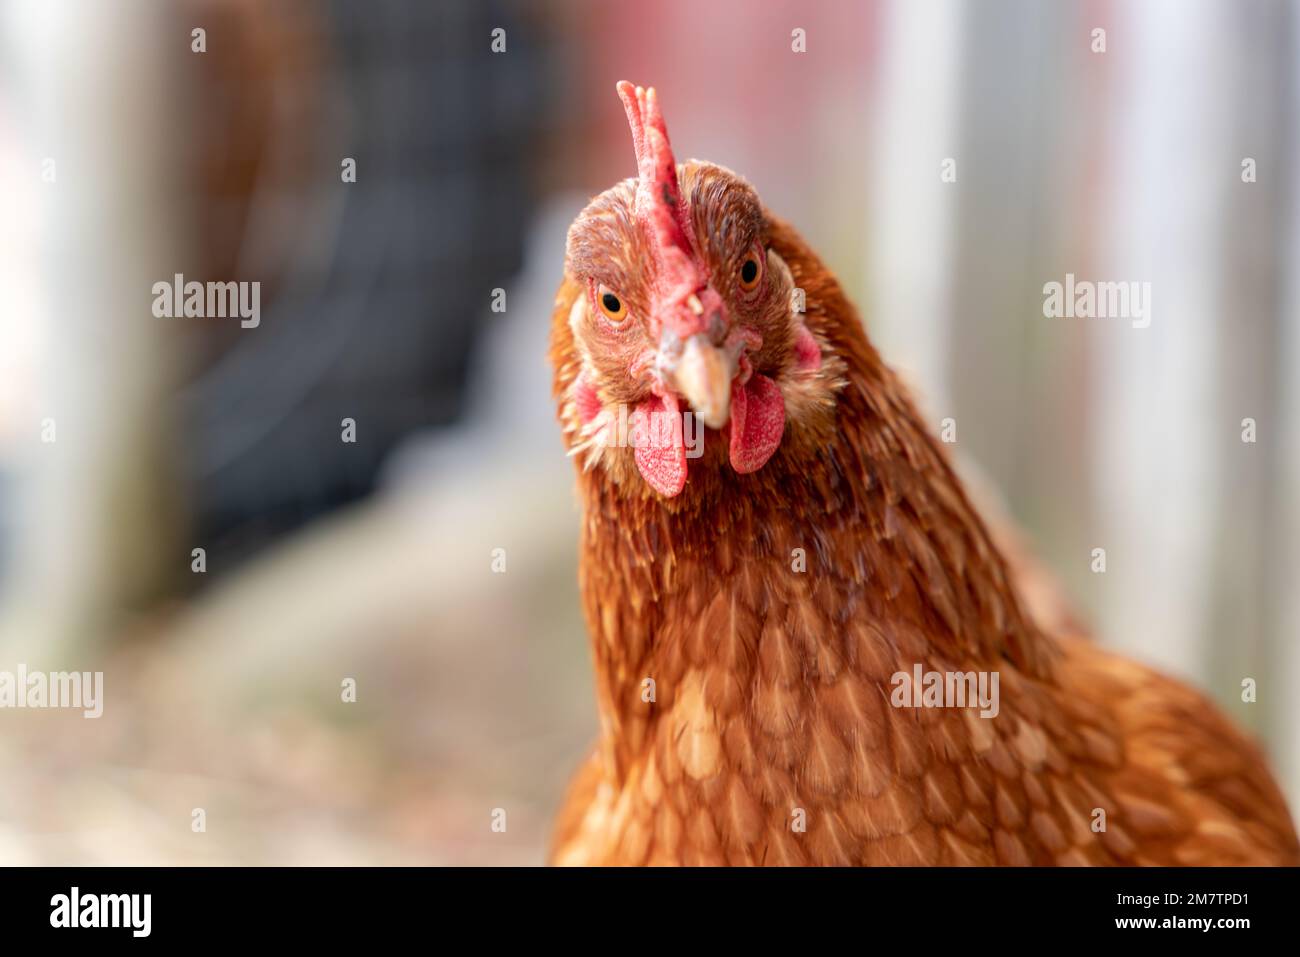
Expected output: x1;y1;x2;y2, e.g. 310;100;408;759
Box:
738;248;763;292
596;283;627;324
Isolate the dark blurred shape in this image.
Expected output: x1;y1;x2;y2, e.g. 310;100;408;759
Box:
175;0;547;572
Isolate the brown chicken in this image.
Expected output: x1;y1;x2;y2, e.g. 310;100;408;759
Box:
547;82;1300;866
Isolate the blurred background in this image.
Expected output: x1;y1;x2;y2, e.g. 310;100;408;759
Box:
0;0;1297;864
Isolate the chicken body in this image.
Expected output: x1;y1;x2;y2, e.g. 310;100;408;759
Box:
549;86;1299;866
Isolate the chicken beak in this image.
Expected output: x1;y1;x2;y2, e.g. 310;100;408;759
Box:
670;334;735;430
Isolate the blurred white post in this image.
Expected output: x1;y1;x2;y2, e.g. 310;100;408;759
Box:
865;0;965;412
1276;3;1300;811
1092;1;1228;678
0;1;184;662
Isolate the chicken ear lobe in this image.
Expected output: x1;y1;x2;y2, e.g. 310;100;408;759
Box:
729;374;786;474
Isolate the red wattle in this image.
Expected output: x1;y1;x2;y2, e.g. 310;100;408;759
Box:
631;393;687;497
729;374;786;474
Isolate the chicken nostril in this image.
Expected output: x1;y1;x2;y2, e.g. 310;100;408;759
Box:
707;311;726;343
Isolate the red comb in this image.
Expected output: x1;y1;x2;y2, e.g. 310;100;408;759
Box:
616;81;702;331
